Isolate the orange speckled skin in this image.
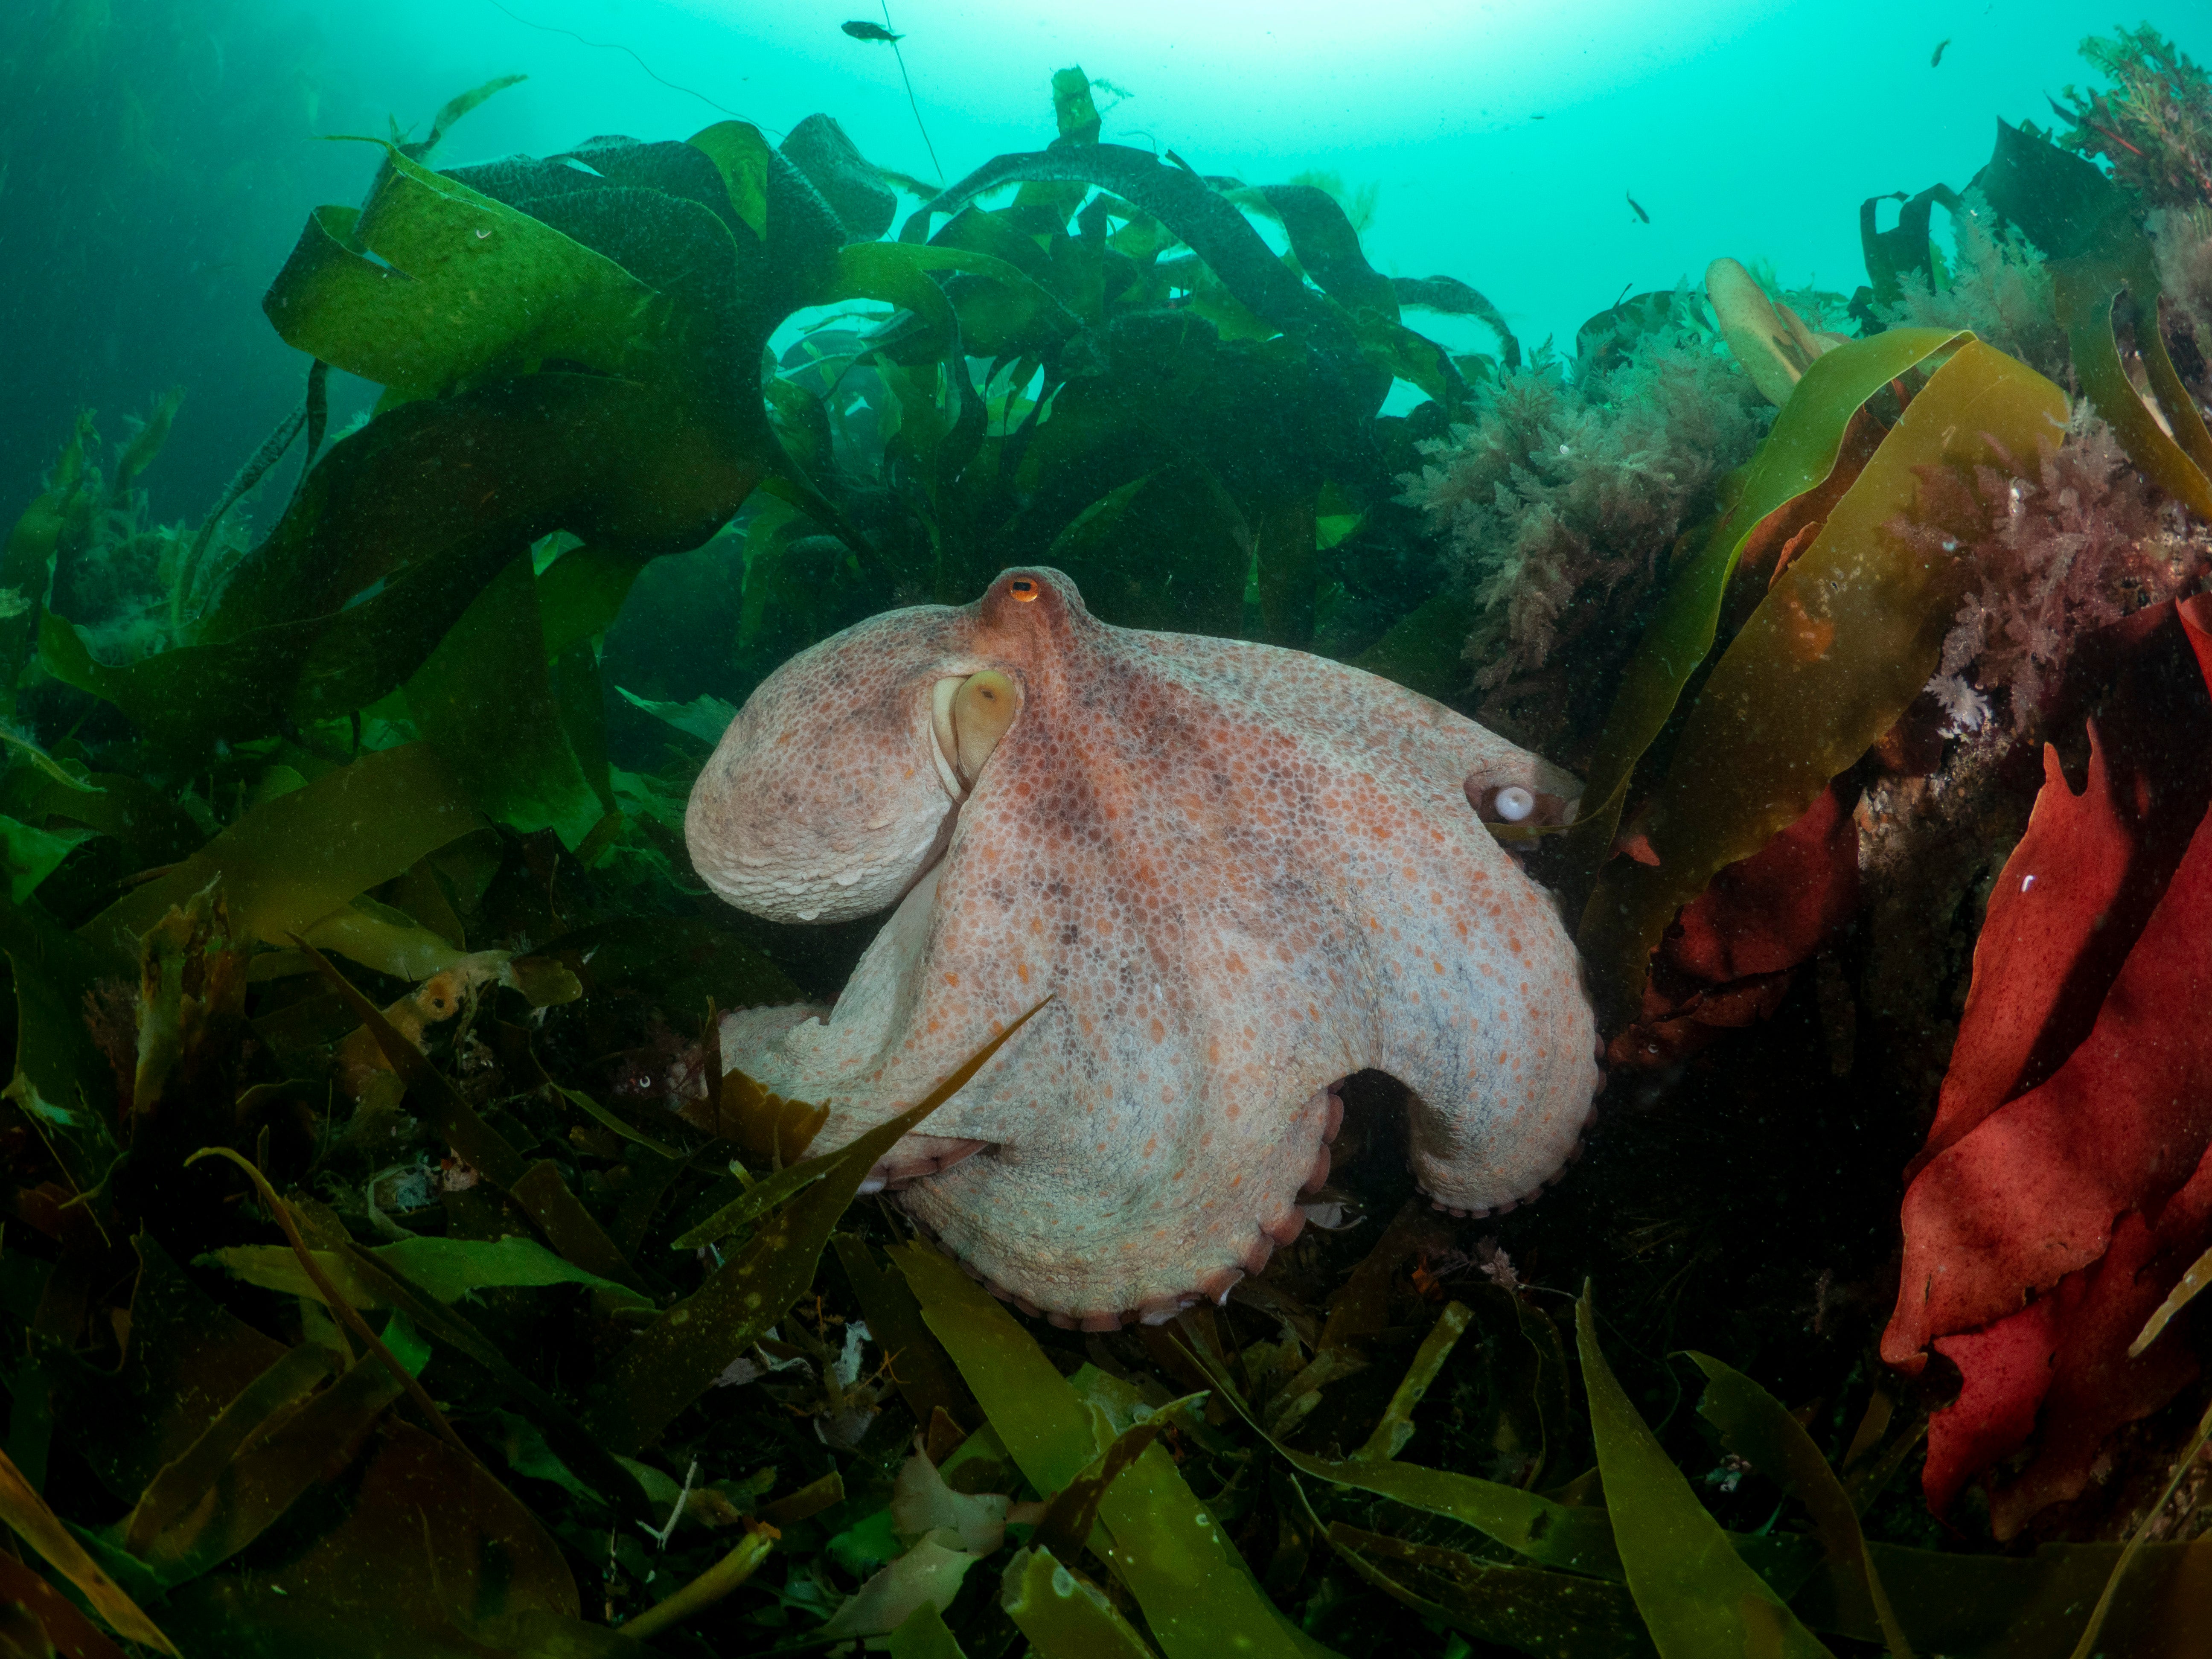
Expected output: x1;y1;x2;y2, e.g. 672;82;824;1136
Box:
687;569;1599;1322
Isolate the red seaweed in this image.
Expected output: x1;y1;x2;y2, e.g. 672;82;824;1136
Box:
1886;595;2212;1532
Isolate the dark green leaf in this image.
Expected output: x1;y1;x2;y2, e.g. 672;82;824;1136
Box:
1257;184;1397;318
80;743;480;965
202;1235;653;1310
0;896;123;1190
896;1246;1327;1659
1790;1539;2212;1657
158;1419;596;1658
1188;1329;1621;1580
591;1000;1049;1453
1349;591;1476;702
1979;118;2130;261
832;1234;981;1442
553;1083;684;1161
918;146;1358;362
544;913;800;1016
415;73;528;160
1355;1300;1472;1462
131;1353;403;1586
782;114;896;241
1393;275;1520;367
1575;1289;1831;1658
1329;1524;1654;1659
894;1242;1097;1492
1000;1546;1155;1657
262;140;666;401
616;687;739;746
1858;185;1962;305
1689;1354;1912;1657
300;943;642;1298
60;1238;289;1504
1033;1399;1197;1563
537;544;648;661
286;1223;655;1523
406;553;609;850
116;1342;336;1554
1044;464;1249;635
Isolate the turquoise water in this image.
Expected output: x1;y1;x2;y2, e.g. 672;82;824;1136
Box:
6;0;2207;518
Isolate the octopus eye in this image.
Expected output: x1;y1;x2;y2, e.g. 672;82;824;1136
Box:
1491;786;1536;822
1008;578;1039;601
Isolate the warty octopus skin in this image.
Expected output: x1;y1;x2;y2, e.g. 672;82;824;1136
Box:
685;567;1601;1329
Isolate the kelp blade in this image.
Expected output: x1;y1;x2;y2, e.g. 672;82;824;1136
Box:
262;139;666;400
1327;1525;1654;1659
1976;117;2212;512
1579;340;2065;1019
0;1446;180;1654
1001;1547;1161;1658
2051;232;2212;520
591;1002;1045;1452
1789;1539;2212;1658
204;1234;654;1311
1183;1316;1621;1579
675;998;1052;1254
406;552;611;850
81;744;480;966
1564;328;1968;892
893;1244;1330;1659
1689;1354;1912;1657
1575;1290;1833;1658
891;1241;1097;1488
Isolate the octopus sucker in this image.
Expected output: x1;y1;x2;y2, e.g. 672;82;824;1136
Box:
688;568;1601;1320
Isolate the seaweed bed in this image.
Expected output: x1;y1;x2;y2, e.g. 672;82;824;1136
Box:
3;24;2212;1659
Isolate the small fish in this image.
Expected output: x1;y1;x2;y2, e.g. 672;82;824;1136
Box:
1626;191;1649;224
842;20;902;43
1931;38;1950;68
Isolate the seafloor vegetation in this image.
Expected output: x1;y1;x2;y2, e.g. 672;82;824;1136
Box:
3;18;2212;1659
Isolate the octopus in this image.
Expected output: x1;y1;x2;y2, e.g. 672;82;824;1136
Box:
686;568;1600;1328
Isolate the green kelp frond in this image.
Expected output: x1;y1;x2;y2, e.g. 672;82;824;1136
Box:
1285;169;1382;237
1399;287;1769;753
1979;118;2212;521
